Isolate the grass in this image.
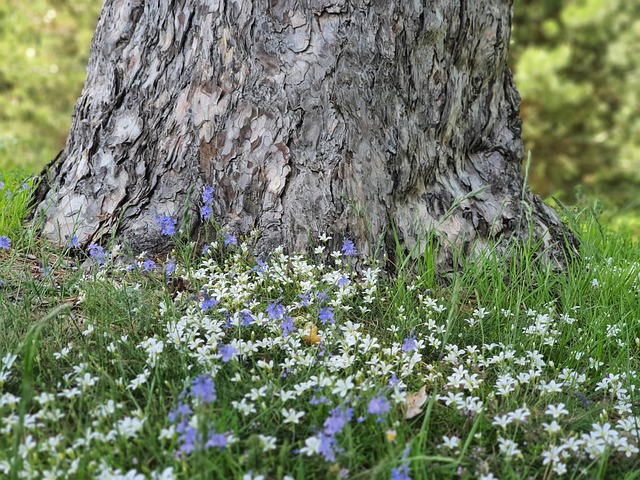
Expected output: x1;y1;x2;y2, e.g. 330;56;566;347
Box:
1;173;640;479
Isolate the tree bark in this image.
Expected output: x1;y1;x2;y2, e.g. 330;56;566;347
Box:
35;0;578;270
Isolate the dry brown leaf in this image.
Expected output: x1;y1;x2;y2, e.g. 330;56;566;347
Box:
302;323;321;345
404;385;428;419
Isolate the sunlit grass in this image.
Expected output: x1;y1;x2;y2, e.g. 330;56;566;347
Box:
1;174;639;479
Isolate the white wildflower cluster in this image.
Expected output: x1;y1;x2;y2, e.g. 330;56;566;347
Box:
164;249;423;422
1;227;639;479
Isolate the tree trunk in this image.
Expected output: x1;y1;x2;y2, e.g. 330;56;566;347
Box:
34;0;578;270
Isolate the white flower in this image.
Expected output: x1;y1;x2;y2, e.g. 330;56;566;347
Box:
441;435;460;449
492;414;512;429
552;462;567;475
232;399;257;416
542;420;562;434
591;422;618;444
76;372;99;391
495;374;517;396
279;390;298;403
619;441;639;457
479;474;498;480
246;386;268;401
507;405;530;423
242;473;265;480
151;467;175;480
59;387;82;399
1;353;17;370
258;435;277;451
139;338;164;367
281;408;304;424
300;436;322;456
545;403;569;419
581;432;607;459
538;379;563;395
332;376;355;397
53;344;73;359
92;399;120;418
440;391;464;407
498;437;522;458
158;426;176;441
541;445;566;465
127;369;150;391
462;396;483;414
117;416;145;439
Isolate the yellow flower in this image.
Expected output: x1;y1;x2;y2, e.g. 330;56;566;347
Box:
302;323;321;345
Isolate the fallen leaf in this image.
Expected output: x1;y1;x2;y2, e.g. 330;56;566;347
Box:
302;323;321;345
405;385;428;419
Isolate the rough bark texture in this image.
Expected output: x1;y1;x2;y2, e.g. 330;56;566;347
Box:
35;0;578;269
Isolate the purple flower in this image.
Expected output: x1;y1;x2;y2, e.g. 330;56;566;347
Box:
168;401;192;423
155;214;177;236
177;425;197;455
202;186;215;204
390;465;412;480
367;396;391;418
142;258;156;271
88;243;106;264
224;233;237;245
391;445;412;480
165;259;176;276
267;302;285;320
200;204;212;220
0;236;10;249
206;430;227;450
0;181;4;189
316;290;328;303
202;243;211;255
337;276;350;287
318;307;335;324
280;315;296;337
240;309;254;327
218;344;238;363
388;372;399;386
65;235;79;248
298;292;311;307
323;406;353;436
191;374;216;403
319;434;342;462
402;332;417;353
341;238;357;256
310;394;330;405
254;258;266;273
201;291;219;311
40;264;52;278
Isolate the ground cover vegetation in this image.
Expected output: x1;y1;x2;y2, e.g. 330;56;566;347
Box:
1;176;640;479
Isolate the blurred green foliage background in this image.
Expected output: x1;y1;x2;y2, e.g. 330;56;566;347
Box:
0;0;100;172
512;0;640;216
0;1;638;228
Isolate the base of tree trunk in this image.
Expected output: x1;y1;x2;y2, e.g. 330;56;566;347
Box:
31;0;579;273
